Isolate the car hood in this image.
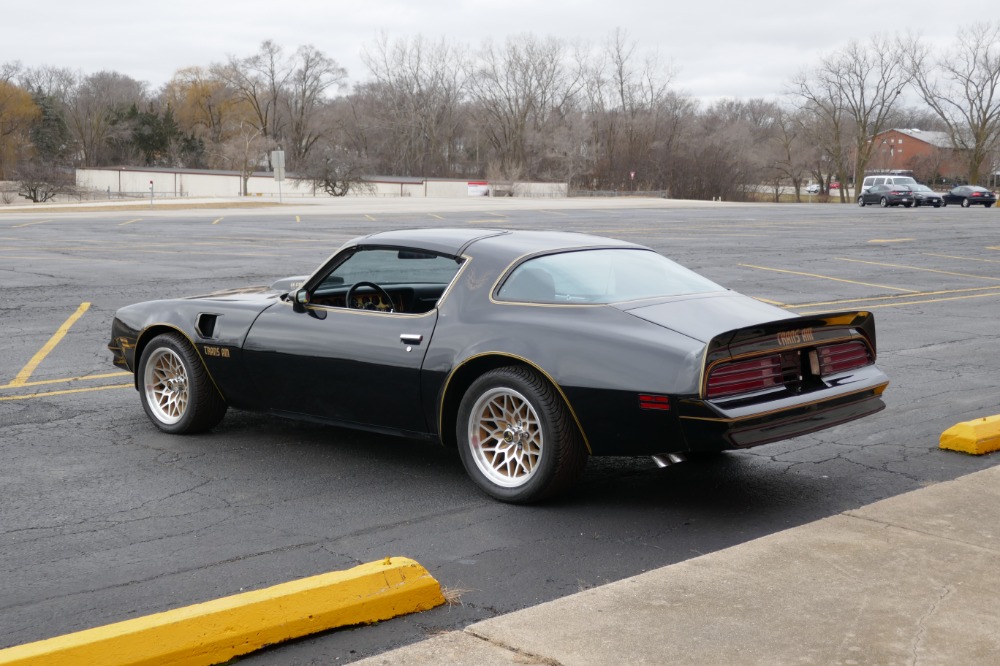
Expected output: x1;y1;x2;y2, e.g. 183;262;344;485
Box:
616;291;790;343
182;275;309;304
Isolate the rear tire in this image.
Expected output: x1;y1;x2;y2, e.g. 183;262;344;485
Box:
456;366;587;503
961;198;971;208
138;333;227;434
880;197;889;208
903;202;913;208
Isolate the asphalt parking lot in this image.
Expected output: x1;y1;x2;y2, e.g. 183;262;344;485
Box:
1;198;998;663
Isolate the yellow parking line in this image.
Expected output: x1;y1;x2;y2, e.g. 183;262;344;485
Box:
837;257;1000;283
3;303;90;388
295;215;300;223
796;289;1000;315
12;219;52;228
0;372;132;389
118;218;143;226
429;214;444;220
868;238;914;243
0;255;136;263
782;285;1000;309
739;264;919;293
211;217;223;225
925;253;1000;264
0;384;133;402
365;214;376;221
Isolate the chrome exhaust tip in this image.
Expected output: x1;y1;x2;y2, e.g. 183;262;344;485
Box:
651;452;687;468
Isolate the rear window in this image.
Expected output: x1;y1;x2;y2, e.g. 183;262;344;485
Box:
496;248;724;304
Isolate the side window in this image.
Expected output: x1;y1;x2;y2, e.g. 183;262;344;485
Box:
313;247;464;312
326;248;461;286
874;177;886;186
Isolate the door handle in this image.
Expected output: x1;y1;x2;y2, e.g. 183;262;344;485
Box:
400;334;423;345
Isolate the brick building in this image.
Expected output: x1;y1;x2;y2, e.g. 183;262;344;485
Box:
867;128;965;183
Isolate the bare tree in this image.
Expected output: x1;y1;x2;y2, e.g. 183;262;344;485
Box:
219;122;275;195
284;45;346;168
215;40;292;161
360;34;467;177
906;23;1000;184
0;61;21;85
15;160;76;202
467;34;582;179
580;30;685;191
63;71;147;166
792;36;910;201
296;144;372;196
773;106;816;199
18;65;76;102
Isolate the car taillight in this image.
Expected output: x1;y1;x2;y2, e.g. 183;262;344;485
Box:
812;341;872;376
706;355;782;399
973;192;982;197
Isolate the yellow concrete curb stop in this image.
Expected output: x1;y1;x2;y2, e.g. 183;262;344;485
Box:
939;415;1000;455
0;557;445;666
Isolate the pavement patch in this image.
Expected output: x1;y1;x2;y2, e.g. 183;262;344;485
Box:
0;557;445;666
940;415;1000;455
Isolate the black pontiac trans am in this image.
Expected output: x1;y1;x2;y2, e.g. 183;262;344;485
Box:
109;229;889;503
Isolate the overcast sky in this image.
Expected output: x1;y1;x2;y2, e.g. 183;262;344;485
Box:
4;0;984;102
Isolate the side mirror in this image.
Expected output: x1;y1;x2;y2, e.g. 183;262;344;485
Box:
292;289;310;311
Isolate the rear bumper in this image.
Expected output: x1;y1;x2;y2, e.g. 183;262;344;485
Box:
679;379;888;451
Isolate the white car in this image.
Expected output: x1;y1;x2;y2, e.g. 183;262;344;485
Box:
806;184;821;194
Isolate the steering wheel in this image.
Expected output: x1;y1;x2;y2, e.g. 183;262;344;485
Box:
346;281;395;312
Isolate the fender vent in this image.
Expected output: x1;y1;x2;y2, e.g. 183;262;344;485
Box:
197;313;220;339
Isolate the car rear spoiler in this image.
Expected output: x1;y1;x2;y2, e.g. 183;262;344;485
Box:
705;311;877;366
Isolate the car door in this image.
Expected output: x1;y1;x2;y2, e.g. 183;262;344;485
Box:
241;246;464;435
863;185;882;204
242;303;438;434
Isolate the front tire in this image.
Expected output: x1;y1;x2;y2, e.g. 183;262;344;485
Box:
857;196;866;207
138;333;227;434
456;366;587;503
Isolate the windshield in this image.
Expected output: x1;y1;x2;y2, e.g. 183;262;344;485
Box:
496;248;724;304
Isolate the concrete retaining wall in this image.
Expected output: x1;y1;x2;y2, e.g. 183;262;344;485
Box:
75;168;567;199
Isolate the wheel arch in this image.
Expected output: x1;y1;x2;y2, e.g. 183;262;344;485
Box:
133;325;221;400
437;352;592;454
